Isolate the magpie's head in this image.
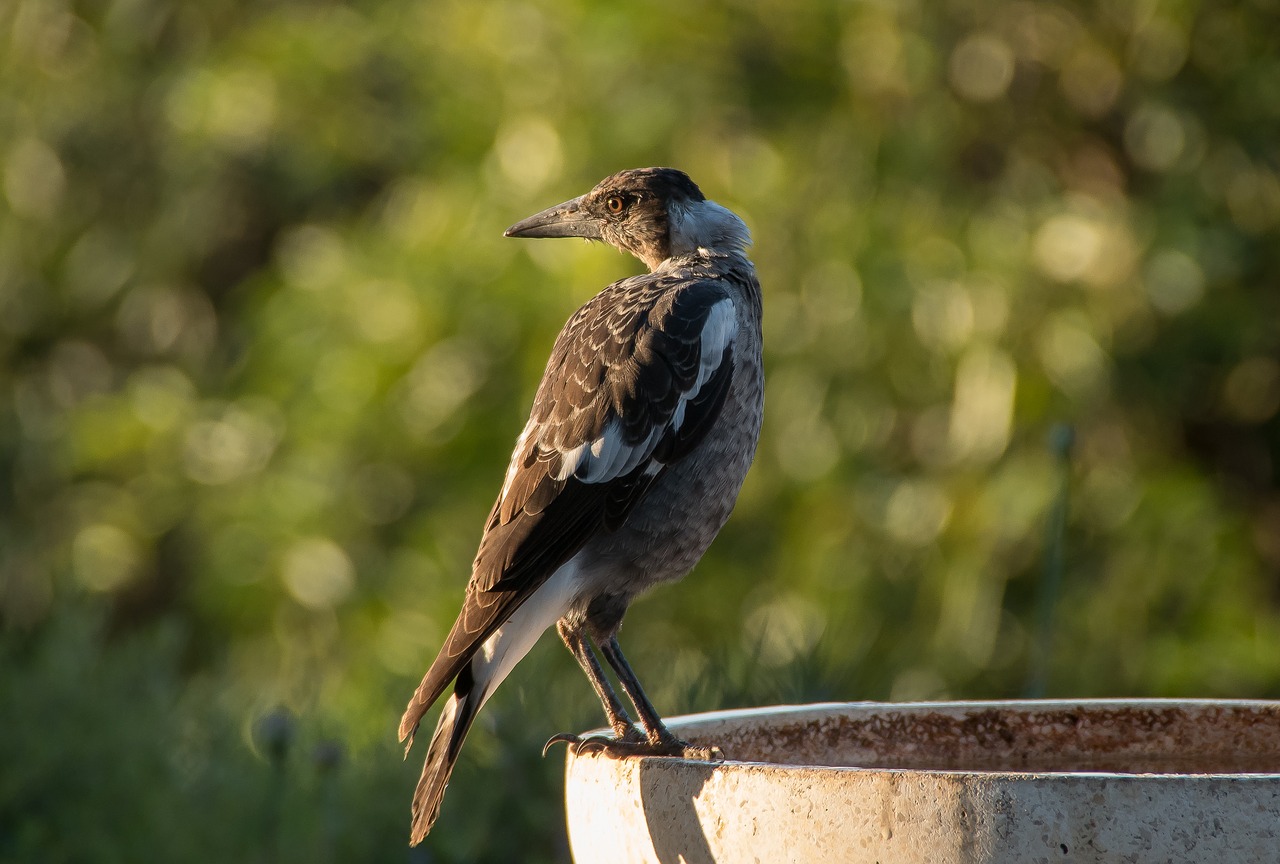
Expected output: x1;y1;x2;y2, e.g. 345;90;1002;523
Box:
504;168;750;271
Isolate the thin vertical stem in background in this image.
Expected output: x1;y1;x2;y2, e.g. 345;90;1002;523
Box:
312;742;344;864
255;709;294;864
1026;424;1075;699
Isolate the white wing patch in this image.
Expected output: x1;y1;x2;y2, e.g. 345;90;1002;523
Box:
499;422;536;501
567;297;736;485
499;296;738;504
691;298;735;391
552;440;587;482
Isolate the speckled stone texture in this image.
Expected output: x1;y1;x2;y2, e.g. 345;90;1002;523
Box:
563;700;1280;863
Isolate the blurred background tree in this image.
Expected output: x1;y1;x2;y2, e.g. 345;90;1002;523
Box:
2;0;1278;860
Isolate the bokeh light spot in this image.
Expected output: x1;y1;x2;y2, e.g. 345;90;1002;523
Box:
743;593;827;668
281;537;355;610
1223;357;1280;424
949;345;1017;464
128;366;197;432
182;402;284;485
912;280;974;353
168;67;277;152
1037;313;1109;400
1125;104;1186;172
770;367;839;482
1129;17;1189;81
494;115;563;195
349;280;422;348
350;463;416;525
4;136;65;220
949;33;1015;102
73;524;140;593
276;225;348;292
1144;249;1204;315
1061;45;1122;117
1033;214;1103;282
843;15;906;96
884;479;952;545
398;339;488;438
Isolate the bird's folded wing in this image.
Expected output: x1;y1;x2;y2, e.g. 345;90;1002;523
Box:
399;276;737;746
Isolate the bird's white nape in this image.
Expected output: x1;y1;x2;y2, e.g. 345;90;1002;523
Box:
668;199;751;258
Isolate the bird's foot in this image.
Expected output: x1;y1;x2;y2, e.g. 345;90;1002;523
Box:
543;728;724;761
642;731;725;762
542;724;645;757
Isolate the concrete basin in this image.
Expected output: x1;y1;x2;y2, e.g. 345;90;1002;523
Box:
563;699;1280;863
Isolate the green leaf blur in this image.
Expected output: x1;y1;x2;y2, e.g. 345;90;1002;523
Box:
2;0;1278;860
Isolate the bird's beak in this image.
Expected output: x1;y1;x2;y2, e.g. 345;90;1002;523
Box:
503;194;602;240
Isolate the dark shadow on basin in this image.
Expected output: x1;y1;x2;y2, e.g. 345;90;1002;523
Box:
638;758;718;864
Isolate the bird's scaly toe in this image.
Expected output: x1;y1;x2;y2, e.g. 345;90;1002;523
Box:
678;743;725;762
641;727;727;761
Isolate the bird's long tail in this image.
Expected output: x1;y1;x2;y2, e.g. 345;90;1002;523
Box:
400;567;581;844
409;674;482;845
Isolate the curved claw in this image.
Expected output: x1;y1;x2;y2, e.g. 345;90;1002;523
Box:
573;734;627;754
542;732;582;757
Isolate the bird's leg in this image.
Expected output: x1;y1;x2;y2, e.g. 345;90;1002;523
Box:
596;635;678;748
598;635;721;761
544;621;644;755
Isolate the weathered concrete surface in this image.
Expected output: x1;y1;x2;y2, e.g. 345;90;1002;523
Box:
564;700;1280;863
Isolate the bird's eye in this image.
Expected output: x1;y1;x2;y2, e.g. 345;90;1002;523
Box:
605;195;626;215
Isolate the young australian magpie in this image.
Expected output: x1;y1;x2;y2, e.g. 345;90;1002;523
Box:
398;168;764;845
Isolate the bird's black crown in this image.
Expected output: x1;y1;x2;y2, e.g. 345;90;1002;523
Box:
594;167;706;206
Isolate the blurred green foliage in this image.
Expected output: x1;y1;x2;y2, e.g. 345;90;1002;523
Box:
2;0;1279;859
